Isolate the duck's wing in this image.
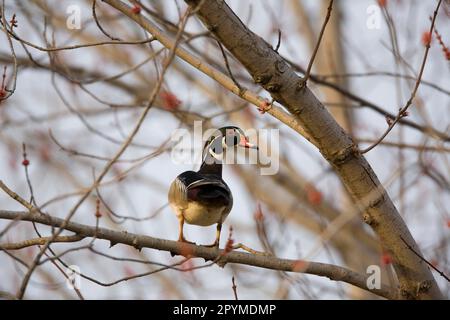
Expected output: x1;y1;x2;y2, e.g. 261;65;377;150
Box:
168;171;232;209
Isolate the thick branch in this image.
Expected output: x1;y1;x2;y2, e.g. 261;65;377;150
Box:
0;235;84;250
181;0;441;299
0;210;396;299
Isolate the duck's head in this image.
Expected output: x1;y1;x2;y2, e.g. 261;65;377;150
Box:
202;126;258;162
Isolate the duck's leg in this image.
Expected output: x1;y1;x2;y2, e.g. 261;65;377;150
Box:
214;222;222;247
231;243;271;256
204;222;222;248
177;215;195;244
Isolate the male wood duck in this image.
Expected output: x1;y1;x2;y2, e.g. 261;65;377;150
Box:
168;126;257;247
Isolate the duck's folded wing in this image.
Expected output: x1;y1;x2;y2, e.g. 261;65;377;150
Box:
168;171;208;207
169;171;232;207
186;178;232;206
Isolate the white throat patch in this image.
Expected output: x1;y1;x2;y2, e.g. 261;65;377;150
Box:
209;147;223;161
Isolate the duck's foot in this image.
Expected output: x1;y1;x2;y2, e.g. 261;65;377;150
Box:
170;238;196;257
232;243;272;256
178;238;196;245
202;241;219;248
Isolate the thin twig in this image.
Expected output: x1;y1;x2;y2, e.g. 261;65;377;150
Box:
5;23;155;52
0;180;34;211
400;236;450;282
217;40;244;95
21;144;36;206
361;0;443;154
357;139;450;153
92;0;121;41
299;0;333;88
231;276;238;300
0;0;18;100
274;29;281;52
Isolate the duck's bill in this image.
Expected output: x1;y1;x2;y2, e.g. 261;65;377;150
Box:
239;136;259;150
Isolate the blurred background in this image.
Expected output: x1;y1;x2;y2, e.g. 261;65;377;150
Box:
0;0;449;299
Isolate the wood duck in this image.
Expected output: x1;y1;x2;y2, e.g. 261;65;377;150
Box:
168;126;258;247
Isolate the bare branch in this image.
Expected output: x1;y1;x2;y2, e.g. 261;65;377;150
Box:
0;209;397;299
0;235;84;250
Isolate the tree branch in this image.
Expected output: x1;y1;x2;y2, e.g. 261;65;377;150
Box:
0;235;84;250
0;210;397;299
